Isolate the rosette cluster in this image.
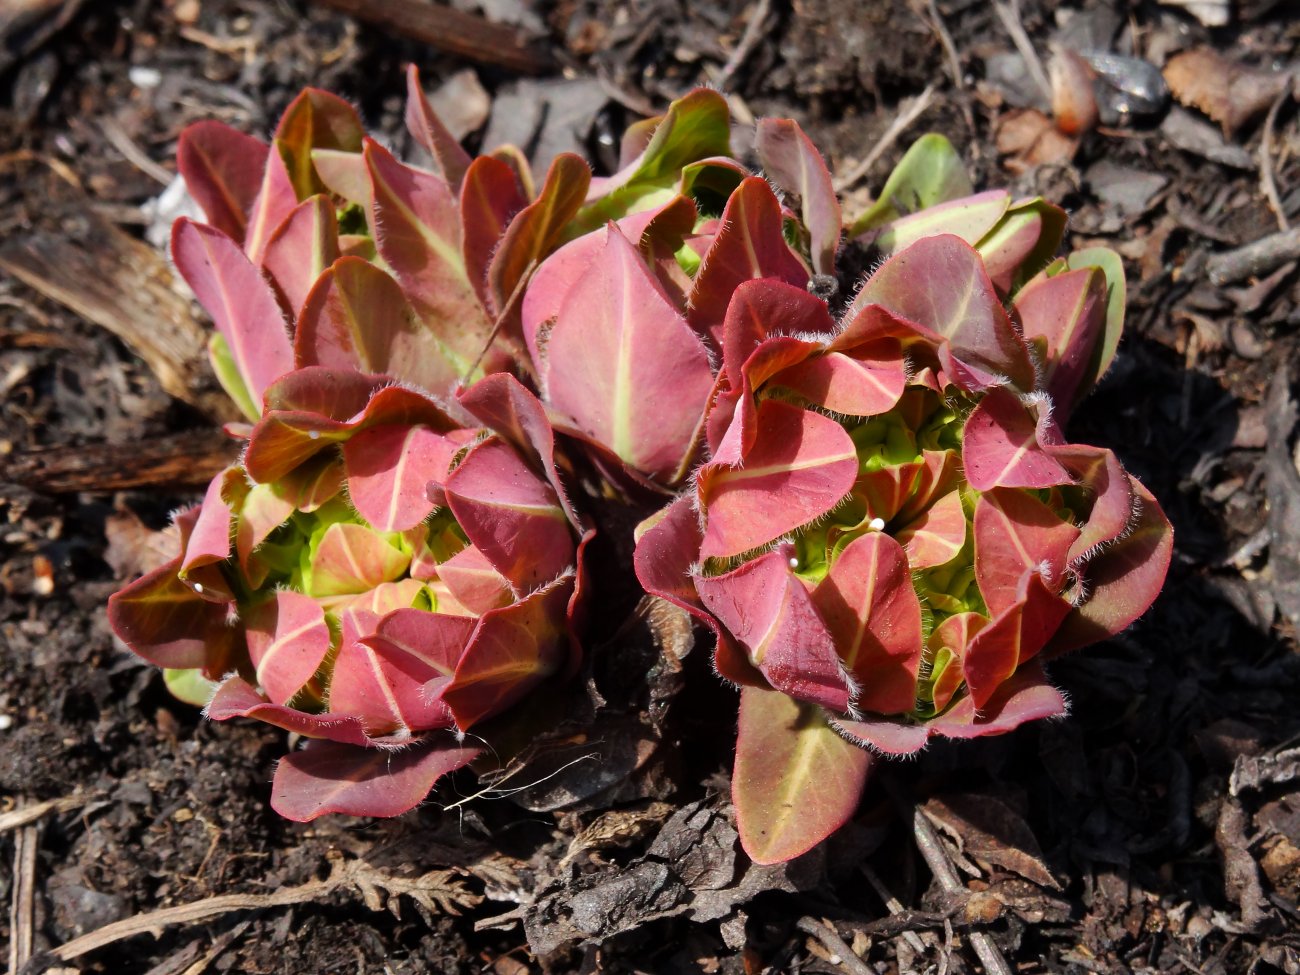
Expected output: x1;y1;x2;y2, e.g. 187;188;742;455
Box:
108;82;1171;856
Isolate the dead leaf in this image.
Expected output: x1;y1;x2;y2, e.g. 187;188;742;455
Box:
1263;366;1300;629
995;108;1078;174
1163;49;1292;138
1157;0;1229;27
103;510;177;580
921;794;1062;890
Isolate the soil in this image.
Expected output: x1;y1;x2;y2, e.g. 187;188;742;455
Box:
2;0;1299;972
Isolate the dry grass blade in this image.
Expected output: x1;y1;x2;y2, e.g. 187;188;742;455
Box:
0;793;89;834
833;86;937;192
52;855;480;962
8;808;40;974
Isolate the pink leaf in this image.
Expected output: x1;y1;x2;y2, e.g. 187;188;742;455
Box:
366;140;492;369
973;487;1080;618
107;554;235;671
1047;480;1172;654
755;118;842;277
895;489;968;570
871;189;1010;257
344;424;461;533
774;342;908;418
261;195;340;316
1015;266;1108;416
171;218;294;410
696;548;852;713
847;234;1035;392
688;177;809;347
962;389;1073;491
233;481;296;585
720;279;837;391
831;716;930;756
405;64;473;189
544;224;715;481
811;532;924;713
733;685;873;864
243;145;299;265
699;400;858;560
442;576;571;729
178;469;236;596
295;256;461;396
245;591;333;706
207;676;376;745
444;436;574;593
272;738;480;821
436;545;514;615
329;634;455;737
962;573;1070;709
460;156;527;310
930;661;1067;738
176;120;269;244
488;153;591;321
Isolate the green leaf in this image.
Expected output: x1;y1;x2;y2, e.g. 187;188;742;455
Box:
163;668;221;707
1065;246;1127;390
848;134;973;237
207;333;260;421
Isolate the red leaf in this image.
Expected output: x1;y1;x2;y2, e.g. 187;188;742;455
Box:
366;140;492;371
811;532;924;713
755;118;842;276
1015;266;1108;416
688;177;809;347
974;487;1080;618
895;488;968;570
1047;480;1172;654
733;685;873;864
962;573;1070;708
171;218;293;410
107;554;234;671
344;424;461;533
444;436;574;593
261;195;340;316
245;591;333;706
929;661;1067;738
442;576;571;729
847;235;1035;392
774;343;908;418
488;153;591;320
272;738;480;821
696;548;852;713
699;400;858;560
719;279;837;391
177;120;269;244
962;389;1073;491
243;143;300;265
544;224;715;481
405;64;473;189
329;634;455;737
274;87;365;199
460;155;527;310
436;545;513;615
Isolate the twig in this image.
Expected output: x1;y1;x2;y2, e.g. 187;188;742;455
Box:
861;863;929;955
925;0;963;93
715;0;773;91
1205;226;1300;287
912;809;1013;975
8;804;39;974
992;0;1052;108
99;117;174;187
0;793;90;833
833;85;937;192
1259;80;1294;233
796;917;876;975
311;0;555;76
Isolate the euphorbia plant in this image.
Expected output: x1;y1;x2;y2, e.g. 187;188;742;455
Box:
635;131;1172;864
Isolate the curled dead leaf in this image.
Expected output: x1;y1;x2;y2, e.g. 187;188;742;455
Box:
1163;48;1292;138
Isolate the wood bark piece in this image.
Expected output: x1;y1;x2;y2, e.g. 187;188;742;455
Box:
1206;227;1300;287
3;429;237;493
313;0;555;76
0;211;230;419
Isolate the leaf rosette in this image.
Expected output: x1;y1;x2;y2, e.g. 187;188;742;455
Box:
634;130;1173;864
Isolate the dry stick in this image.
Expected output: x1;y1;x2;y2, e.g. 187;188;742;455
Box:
992;0;1052;108
833;86;937;192
1259;81;1294;233
99;117;174;187
311;0;554;76
1206;226;1300;287
926;0;963;93
4;428;238;493
795;916;876;975
0;793;89;834
860;863;929;956
912;809;1013;975
715;0;773;91
8;808;39;974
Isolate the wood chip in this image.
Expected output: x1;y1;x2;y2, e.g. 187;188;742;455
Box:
1164;48;1293;138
